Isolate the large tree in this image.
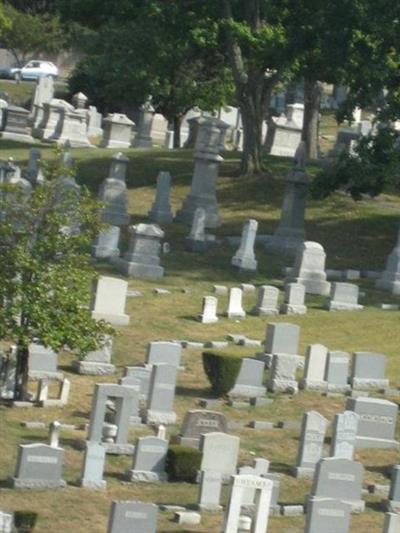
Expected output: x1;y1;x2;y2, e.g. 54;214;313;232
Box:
0;151;113;400
64;0;233;147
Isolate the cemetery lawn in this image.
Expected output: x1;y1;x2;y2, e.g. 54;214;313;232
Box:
0;141;399;532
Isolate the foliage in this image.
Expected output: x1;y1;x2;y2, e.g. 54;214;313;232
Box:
65;1;233;130
2;2;67;65
202;351;242;396
166;445;202;482
14;510;38;532
0;149;114;398
311;127;400;200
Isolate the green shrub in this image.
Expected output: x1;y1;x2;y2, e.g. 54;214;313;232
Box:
202;351;242;396
166;445;202;482
14;511;38;532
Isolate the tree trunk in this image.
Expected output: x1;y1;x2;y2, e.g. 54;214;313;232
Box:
302;78;322;160
14;342;29;401
239;97;265;175
173;116;181;149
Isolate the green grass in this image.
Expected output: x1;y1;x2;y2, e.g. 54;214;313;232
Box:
0;139;399;532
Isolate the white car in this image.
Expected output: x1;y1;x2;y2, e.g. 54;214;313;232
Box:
9;60;58;81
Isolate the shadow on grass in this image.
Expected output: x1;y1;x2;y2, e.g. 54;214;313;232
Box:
175;386;209;399
365;500;386;512
271;462;294;475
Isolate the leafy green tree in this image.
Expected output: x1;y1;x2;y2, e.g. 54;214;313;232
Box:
0;152;114;401
2;2;66;66
65;1;233;147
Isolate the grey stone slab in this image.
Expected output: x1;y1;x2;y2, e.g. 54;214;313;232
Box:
107;501;157;533
310;458;365;513
180;410;227;441
200;432;240;480
264;322;300;356
197;470;223;511
324;351;350;392
143;363;177;425
199;296;219;323
280;282;307;315
330;411;359;460
230;358;266;398
148;171;173;224
304;497;351;533
231;219;258;272
124;367;151;401
226;287;246;319
346;397;399;448
91;276;130;326
268;354;299;393
300;344;328;390
251;285;280;316
80;441;106;490
286;241;330;296
350;352;388;390
295;411;328;478
127;436;168;482
326;282;363;311
12;443;65;489
145;341;182;368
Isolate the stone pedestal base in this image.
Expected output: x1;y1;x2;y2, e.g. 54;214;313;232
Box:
326;384;350;393
125;470;167;482
268;379;298;394
326;302;364;311
299;379;326;391
355;437;399;449
229;385;266;398
11;477;66;489
73;360;116;375
291;278;331;296
113;257;164;279
91;311;130;326
293;466;315;479
231;256;257;272
80;479;107;490
351;378;389;391
28;370;64;381
103;442;135;455
143;409;177;425
227;311;246;319
280;303;307;315
250;306;279;316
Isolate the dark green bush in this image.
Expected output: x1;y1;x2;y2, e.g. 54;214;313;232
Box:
14;511;38;532
202;351;242;396
166;445;202;482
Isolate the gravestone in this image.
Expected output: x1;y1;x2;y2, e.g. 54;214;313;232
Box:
231;219;258;272
114;223;164;278
11;443;66;488
304;498;352;533
350;352;388;390
148;171;173;224
28;343;61;379
126;436;168;482
268;354;299;393
324;351;350;392
80;441;106;490
2;105;33;142
92;226;121;260
134;99;155;148
251;286;279;316
0;509;12;533
325;283;363;311
227;287;246;319
330;411;359;460
87;105;103;138
24;148;44;185
124;366;152;401
143;363;177;425
230;359;266;398
176;117;229;228
199;296;219;323
264;143;310;255
101;113;134;149
185;207;208;252
145;341;182;368
88;383;137;454
197;470;223;511
107;501;157;533
36;99;73;141
383;512;400;533
387;465;400;512
178;410;227;448
263;322;300;358
295;411;328;478
309;457;365;512
280;282;307;315
222;475;273;533
286;241;331;295
265;103;304;157
98;152;130;226
31;75;54;130
55;107;94;148
38;377;70;407
200;432;240;481
376;225;400;294
300;344;328;390
91;276;130;326
73;335;115;375
346;397;399;449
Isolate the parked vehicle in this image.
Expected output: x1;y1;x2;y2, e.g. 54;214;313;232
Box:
0;60;58;81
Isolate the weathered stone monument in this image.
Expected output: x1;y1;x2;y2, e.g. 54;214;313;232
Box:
280;282;307;315
227;287;246;319
145;341;182;368
200;432;240;481
231;219;258;272
300;344;328;390
350;352;388;390
286;241;331;295
325;283;363;311
330;411;359;460
80;441;106;490
304;498;352;533
126;436;168;482
107;501;157;533
376;225;400;294
101;113;134;149
91;276;130;326
324;351;350;393
199;296;219;323
98;152;130;226
251;285;279;316
178;410;227;448
148;171;174;224
142;363;177;425
230;358;266;398
176;116;229;227
294;411;328;478
73;335;115;375
11;443;66;488
92;226;121;260
114;223;164;278
134;99;155;148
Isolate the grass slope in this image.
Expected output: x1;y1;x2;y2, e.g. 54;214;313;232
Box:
0;140;399;532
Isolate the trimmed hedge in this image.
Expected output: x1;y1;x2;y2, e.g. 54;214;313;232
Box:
14;511;38;532
202;351;242;396
166;445;202;482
